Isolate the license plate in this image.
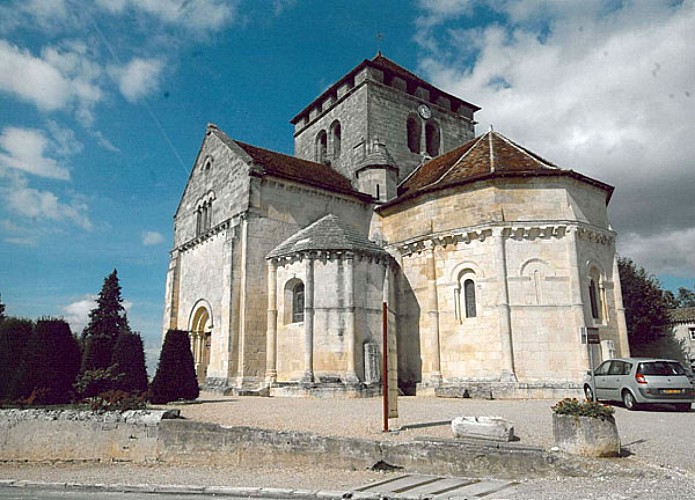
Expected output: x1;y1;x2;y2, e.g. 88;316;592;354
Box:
663;389;682;394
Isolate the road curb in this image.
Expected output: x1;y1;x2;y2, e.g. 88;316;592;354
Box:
0;479;427;499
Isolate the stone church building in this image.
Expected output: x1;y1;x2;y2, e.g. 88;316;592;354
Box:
163;54;630;398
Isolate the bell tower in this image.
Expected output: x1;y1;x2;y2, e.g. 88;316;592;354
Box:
290;54;479;201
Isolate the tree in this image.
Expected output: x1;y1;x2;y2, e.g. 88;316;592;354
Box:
80;269;131;373
111;331;148;394
0;317;33;400
11;318;80;404
618;257;684;360
149;329;198;404
664;287;695;309
0;293;6;322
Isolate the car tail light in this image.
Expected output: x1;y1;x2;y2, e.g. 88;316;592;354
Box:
635;373;647;384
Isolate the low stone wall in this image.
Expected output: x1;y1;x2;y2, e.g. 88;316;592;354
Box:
0;409;635;480
0;409;178;463
434;382;584;400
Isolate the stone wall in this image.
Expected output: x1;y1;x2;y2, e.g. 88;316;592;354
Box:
378;175;626;389
1;410;611;480
0;410;177;463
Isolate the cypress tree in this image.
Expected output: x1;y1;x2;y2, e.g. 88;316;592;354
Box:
0;317;33;400
111;331;148;394
80;270;131;373
12;318;80;404
150;329;198;404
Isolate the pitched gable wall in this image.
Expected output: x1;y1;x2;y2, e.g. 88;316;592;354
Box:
174;132;252;248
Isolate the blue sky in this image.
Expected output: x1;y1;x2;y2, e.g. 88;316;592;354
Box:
1;0;693;370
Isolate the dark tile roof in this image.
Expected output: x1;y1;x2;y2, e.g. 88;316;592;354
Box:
670;307;695;324
209;128;369;200
267;214;387;259
395;130;614;202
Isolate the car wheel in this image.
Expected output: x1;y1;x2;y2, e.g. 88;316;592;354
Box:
622;390;640;411
675;403;691;412
584;384;595;401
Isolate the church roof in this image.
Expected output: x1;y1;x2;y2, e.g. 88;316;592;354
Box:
267;214;387;259
394;130;614;203
209;127;371;201
290;53;479;125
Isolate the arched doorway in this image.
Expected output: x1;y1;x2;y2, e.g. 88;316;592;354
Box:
190;303;212;383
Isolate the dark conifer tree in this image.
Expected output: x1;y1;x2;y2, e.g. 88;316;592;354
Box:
0;317;33;400
111;331;148;394
80;270;131;373
0;293;6;322
150;329;199;404
12;318;80;404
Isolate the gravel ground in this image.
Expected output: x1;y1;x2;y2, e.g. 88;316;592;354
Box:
2;394;694;498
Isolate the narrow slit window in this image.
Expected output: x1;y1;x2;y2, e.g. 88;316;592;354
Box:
464;279;476;318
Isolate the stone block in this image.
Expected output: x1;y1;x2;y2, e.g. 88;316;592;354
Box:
552;414;620;457
451;416;515;442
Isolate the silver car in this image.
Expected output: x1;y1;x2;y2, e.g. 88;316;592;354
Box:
584;358;694;411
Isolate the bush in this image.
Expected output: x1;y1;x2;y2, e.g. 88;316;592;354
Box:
11;318;80;404
149;329;199;404
89;390;147;412
111;331;148;393
551;398;615;420
74;366;123;399
0;317;33;400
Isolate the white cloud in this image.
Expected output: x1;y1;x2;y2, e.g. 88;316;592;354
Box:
0;40;73;111
0;40;103;125
63;296;134;335
416;0;695;278
0;127;71;180
109;57;165;103
5;181;92;230
95;0;237;32
63;296;97;334
142;231;165;246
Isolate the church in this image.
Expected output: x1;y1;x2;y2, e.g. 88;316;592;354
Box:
162;54;630;398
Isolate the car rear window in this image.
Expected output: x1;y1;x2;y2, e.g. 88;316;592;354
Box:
637;361;686;376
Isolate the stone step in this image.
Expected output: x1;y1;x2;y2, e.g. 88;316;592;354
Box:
355;474;518;498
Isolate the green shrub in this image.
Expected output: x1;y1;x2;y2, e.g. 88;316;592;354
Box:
0;317;33;400
551;398;615;420
74;366;123;399
111;331;148;394
11;318;80;404
149;329;199;404
89;390;147;412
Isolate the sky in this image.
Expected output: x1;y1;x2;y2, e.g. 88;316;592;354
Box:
1;0;693;371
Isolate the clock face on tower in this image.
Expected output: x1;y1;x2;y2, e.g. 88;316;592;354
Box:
418;104;432;119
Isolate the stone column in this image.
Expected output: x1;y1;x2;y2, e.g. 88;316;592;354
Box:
265;260;278;384
568;226;589;368
612;254;630;357
344;253;359;383
493;228;515;380
426;241;442;386
303;253;315;383
237;215;249;384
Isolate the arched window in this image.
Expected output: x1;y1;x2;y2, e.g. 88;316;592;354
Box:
589;278;600;320
455;271;478;322
407;115;421;153
292;282;305;323
463;279;477;318
330;121;341;159
425;121;440;156
316;130;328;164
